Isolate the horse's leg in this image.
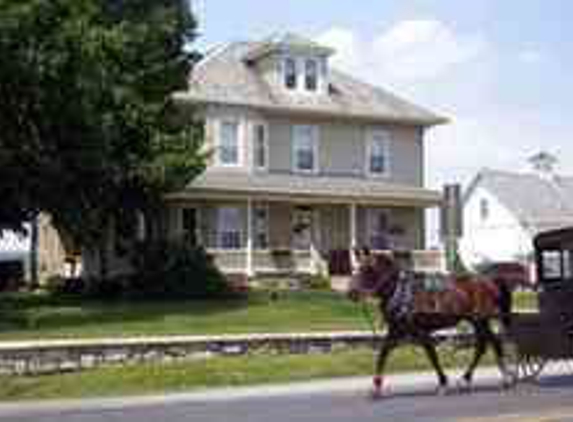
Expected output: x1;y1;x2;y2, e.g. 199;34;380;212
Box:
482;319;513;388
419;332;449;394
372;328;400;398
460;319;487;390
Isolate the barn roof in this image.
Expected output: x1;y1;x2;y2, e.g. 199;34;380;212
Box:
465;169;573;234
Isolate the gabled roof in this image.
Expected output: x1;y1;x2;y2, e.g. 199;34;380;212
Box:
243;32;335;62
173;36;447;127
465;169;573;234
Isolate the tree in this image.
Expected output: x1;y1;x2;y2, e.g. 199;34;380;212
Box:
0;0;204;279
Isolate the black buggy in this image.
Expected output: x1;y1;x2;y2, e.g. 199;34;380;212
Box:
505;226;573;381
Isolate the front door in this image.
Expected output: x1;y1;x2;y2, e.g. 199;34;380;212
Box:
292;206;314;250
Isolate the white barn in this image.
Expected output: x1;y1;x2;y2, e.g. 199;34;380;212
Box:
460;168;573;268
0;230;29;263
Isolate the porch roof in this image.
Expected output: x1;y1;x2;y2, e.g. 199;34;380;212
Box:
166;170;441;207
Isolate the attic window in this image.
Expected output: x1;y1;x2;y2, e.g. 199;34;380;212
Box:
305;59;318;91
284;57;297;89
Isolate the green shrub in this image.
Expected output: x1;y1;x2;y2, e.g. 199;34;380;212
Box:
301;274;332;291
42;276;86;296
129;239;232;300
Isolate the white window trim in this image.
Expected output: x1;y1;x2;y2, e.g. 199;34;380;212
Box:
215;118;244;168
251;121;269;172
282;55;325;95
365;129;391;178
292;124;320;174
284;56;298;90
216;206;243;250
303;58;319;92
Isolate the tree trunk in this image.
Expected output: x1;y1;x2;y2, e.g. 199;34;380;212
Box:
29;214;39;289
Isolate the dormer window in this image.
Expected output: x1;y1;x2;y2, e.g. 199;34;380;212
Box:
285;57;297;90
305;59;318;91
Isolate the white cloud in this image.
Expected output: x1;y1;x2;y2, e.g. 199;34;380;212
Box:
317;19;487;84
317;20;495;187
315;28;361;73
371;19;487;82
316;21;569;188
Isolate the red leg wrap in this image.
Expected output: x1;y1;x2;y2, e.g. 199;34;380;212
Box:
373;376;383;390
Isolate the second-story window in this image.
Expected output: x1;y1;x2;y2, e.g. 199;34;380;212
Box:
219;120;239;166
305;59;318;91
284;57;297;90
367;130;390;176
253;123;267;170
292;125;318;173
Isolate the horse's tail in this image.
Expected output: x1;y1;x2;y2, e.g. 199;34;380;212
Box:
494;277;513;329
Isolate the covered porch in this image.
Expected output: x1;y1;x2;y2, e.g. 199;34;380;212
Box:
164;199;437;277
165;171;442;277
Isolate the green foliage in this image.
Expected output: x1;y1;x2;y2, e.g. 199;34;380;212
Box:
130;240;232;300
301;274;332;291
0;0;204;269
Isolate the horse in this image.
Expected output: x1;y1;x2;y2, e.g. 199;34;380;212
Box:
348;249;515;398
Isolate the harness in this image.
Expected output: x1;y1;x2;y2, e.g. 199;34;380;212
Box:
388;270;415;320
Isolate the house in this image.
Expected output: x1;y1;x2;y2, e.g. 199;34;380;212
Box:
460;165;573;269
164;33;447;277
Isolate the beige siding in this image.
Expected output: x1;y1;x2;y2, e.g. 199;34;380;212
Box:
267;118;292;172
388;126;424;186
319;123;363;176
266;116;424;186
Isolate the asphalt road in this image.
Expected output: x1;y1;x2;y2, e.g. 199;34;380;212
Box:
3;373;573;422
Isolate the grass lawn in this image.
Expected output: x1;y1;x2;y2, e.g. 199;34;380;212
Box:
0;346;496;401
0;290;370;340
0;289;538;341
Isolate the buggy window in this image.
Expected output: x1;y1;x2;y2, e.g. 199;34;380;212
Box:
542;250;563;280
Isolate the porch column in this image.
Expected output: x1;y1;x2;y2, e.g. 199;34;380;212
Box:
349;203;357;271
246;198;254;277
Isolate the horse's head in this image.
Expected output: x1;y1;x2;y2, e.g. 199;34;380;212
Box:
347;248;399;302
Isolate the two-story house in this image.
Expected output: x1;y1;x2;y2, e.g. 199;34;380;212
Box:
168;33;447;277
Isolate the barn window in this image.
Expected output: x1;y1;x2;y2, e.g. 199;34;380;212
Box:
480;198;489;222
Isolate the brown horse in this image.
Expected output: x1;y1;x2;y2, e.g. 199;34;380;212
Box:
348;249;515;398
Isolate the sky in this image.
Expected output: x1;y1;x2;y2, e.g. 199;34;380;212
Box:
191;0;573;192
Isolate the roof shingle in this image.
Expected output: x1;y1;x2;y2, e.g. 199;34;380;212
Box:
467;169;573;233
173;38;447;126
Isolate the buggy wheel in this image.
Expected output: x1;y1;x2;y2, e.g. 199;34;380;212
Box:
503;339;546;383
517;355;547;381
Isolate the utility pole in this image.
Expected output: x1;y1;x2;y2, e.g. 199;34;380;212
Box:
441;184;463;273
